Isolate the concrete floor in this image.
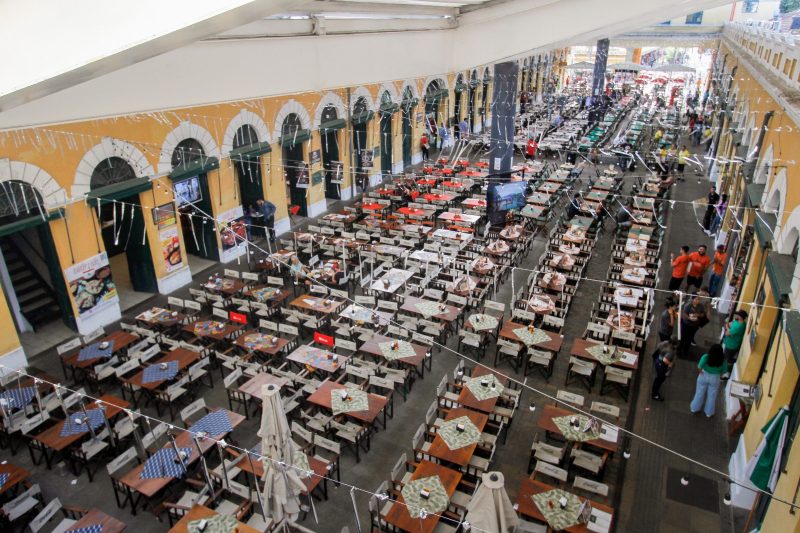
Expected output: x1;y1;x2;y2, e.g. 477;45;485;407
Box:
3;140;743;532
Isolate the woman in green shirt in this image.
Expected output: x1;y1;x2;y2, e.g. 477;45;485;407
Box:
690;344;727;417
722;310;748;380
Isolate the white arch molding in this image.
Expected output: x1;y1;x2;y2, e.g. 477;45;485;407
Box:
777;207;800;255
72;138;156;198
754;144;773;185
313;92;347;128
221;109;271;153
349;87;375;113
763;167;787;244
424;75;450;93
272;99;313;141
0;158;67;208
158;121;221;174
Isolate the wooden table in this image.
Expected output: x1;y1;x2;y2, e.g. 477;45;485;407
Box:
499;321;563;353
202;278;245;296
570;338;638;370
428;407;488;467
182;320;242;342
456;365;509;414
233;330;288;356
125;348;200;391
306;380;388;426
438;212;480;225
516;478;614;533
401;296;460;323
238;373;288;398
286;345;348;374
360;334;426;369
70;508;127;533
135;307;185;329
243;285;292;305
169;505;258;533
383;460;462;533
64;330;139;370
536;405;618;453
0;462;29;496
290;295;343;315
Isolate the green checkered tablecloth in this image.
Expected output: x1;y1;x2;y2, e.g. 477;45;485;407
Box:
468;314;498;332
437;416;481;450
552;415;601;442
415;301;444;318
401;476;449;518
188;514;238;533
531;489;584;531
464;374;504;400
513;327;551;346
378;340;416;361
330;389;370;415
585;344;621;366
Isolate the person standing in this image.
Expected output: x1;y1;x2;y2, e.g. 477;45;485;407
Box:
686;244;711;289
708;194;728;236
721;310;748;379
566;193;582;220
420;132;430;161
438;124;449;150
669;246;691;291
651;339;677;401
459;118;469;140
702;186;720;232
690;344;728;417
526;138;538;161
659;299;677;342
679;291;707;357
708;244;727;296
256;199;277;243
677;145;690;180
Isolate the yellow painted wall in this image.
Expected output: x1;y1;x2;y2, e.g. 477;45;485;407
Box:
738;276;777;383
0;289;21;357
760;429;800;532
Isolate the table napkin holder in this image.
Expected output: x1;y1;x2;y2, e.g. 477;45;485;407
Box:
419;488;431;499
456;422;465;433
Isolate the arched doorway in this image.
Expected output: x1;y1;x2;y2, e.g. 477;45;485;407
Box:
0;181;73;330
90;157;158;300
468;70;478;135
454;74;464;139
281;113;309;216
481;69;490;131
401;87;415;167
425;80;447;150
352;97;371;191
232;125;263;212
172;138;218;261
319;105;343;201
379;91;394;178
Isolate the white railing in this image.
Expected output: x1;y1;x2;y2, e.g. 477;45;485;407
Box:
723;21;800;95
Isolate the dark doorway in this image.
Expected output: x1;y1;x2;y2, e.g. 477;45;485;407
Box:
468;70;477;135
233;125;263;213
172;139;219;261
352;97;370;191
91;157;158;293
320;105;342;200
481;68;490;131
454;74;464;138
401;87;414;168
282;113;308;216
425;80;445;149
379;91;394;178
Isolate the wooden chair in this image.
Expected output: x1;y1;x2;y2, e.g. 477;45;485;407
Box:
600;367;632;401
106;447;141;511
526;348;554;379
531;460;568;486
556;389;585;408
565;356;596;392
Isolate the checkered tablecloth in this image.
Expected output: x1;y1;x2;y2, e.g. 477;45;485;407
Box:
552;415;601;442
464;374;504;400
378;341;416;361
0;386;36;410
531;488;584;531
438;416;481;450
188;514;237;533
401;475;449;518
0;473;9;488
60;408;106;437
513;327;551;346
142;361;179;384
67;525;103;533
189;411;233;437
330;389;369;415
77;341;115;362
585;344;621;366
468;314;498;332
415;301;444;319
139;447;192;479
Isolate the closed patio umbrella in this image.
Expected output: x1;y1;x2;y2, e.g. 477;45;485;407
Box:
465;471;519;533
746;406;789;492
259;383;307;527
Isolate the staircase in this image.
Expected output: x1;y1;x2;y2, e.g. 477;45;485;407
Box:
0;239;61;330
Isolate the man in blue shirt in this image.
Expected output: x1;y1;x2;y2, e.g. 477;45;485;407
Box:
459;118;469;140
256;198;277;242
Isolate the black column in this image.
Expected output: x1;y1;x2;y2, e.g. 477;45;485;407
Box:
592;39;610;96
487;61;519;226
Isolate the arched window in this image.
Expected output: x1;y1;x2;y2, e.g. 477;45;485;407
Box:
402;86;414;110
380;91;393;108
171;138;205;169
233;125;259;149
321;105;338;123
90;157;138;189
353;97;369;117
0;181;46;223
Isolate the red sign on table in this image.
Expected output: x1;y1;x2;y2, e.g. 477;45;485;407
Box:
229;311;248;325
314;332;334;347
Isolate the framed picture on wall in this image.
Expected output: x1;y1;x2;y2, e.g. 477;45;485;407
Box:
153;203;177;230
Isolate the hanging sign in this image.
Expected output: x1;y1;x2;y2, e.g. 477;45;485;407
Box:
153;203;177;230
160;227;183;273
65;252;119;319
330;161;344;184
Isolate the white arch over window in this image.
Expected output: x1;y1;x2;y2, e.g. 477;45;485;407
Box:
754;144;773;185
400;80;420;101
763;167;787;243
424;75;450;92
378;82;400;104
349;87;375;112
72;138;155;198
777;206;800;255
272;99;313;141
0;158;67;208
158;121;220;174
742;115;756;148
221;110;271;153
313;92;347;128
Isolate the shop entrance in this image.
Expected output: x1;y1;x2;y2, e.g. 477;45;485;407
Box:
351;97;370;192
454;74;464;138
0;181;74;334
320;105;343;201
424;80;446;151
379;91;394;179
468;70;478;134
482;69;490;132
401;87;414;168
232;125;264;215
281;113;309;217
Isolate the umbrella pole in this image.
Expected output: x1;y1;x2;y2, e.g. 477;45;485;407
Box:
192;435;214;496
79;401;97;440
349;487;362;533
246;450;267;517
168;432;186;477
215;441;230;489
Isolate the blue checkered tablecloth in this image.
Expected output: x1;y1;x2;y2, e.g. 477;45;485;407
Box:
139;447;192;479
0;473;9;488
60;408;106;437
77;341;115;362
0;386;36;410
189;411;233;437
142;361;179;384
67;525;102;533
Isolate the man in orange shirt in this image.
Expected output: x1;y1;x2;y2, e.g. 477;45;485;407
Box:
668;246;691;291
708;244;727;296
686;244;711;289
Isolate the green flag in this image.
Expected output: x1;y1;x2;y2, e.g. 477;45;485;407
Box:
746;407;789;492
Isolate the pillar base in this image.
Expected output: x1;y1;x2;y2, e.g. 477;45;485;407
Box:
157;266;192;294
0;346;27;376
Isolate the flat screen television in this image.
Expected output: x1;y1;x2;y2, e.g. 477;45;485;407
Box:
492;181;527;212
174;177;202;206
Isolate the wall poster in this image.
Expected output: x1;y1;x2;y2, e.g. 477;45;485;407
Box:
217;205;247;262
160;227;183;273
153;203;177;230
65;252;119;319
